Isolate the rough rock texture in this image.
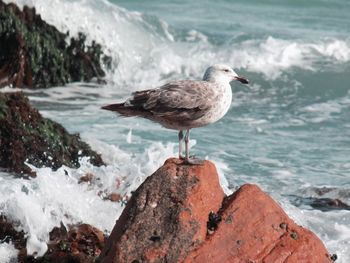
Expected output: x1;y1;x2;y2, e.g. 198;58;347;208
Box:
0;216;105;263
290;187;350;212
99;158;333;263
0;0;112;89
291;196;350;212
0;92;104;176
0;215;26;257
99;158;225;263
185;184;332;263
27;224;106;263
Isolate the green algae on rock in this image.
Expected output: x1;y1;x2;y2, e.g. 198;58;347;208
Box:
0;0;112;89
0;92;104;177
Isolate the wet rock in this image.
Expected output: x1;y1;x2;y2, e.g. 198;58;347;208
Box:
0;92;104;177
291;196;350;212
0;215;26;258
99;158;225;263
0;0;112;89
207;211;221;234
35;223;106;263
104;193;123;202
310;198;350;211
99;158;332;263
330;253;338;262
0;218;105;263
78;173;95;184
313;187;338;196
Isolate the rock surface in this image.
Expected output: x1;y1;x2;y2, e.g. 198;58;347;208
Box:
185;184;332;263
100;158;225;263
0;216;105;263
29;224;106;263
291;195;350;212
0;92;104;176
0;0;112;89
99;158;333;263
0;215;26;258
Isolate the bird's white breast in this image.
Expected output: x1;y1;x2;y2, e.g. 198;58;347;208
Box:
209;82;232;122
189;82;232;128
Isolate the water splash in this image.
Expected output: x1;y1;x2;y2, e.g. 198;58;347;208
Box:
0;242;18;263
0;139;178;256
7;0;350;87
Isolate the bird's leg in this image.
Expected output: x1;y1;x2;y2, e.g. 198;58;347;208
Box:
178;130;184;159
184;129;204;165
184;129;190;160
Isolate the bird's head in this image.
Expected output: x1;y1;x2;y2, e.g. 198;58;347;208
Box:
203;64;249;84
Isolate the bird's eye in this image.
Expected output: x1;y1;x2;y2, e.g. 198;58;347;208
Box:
224;69;230;72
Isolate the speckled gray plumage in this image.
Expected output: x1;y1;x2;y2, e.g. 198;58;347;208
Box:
125;80;223;129
102;64;248;162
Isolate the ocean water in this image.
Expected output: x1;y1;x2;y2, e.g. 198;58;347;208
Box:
1;0;350;261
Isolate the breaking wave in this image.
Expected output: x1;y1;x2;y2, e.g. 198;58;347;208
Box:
9;0;350;87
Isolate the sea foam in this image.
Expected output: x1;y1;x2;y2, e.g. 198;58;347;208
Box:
0;133;232;257
0;242;18;263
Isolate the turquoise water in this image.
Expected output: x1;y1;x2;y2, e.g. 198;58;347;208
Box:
109;0;350;186
1;0;350;261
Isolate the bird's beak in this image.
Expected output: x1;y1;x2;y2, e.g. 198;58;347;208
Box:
234;76;249;84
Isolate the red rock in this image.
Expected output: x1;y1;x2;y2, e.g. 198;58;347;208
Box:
185;184;331;263
43;223;105;263
99;158;225;263
78;172;94;184
99;158;332;263
104;193;123;202
0;217;106;262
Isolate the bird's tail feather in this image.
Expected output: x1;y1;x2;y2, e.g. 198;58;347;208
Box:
101;103;144;117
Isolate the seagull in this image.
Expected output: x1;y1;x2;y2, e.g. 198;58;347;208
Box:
102;64;249;164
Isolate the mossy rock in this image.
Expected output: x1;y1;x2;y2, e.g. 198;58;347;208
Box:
0;0;112;89
0;92;104;177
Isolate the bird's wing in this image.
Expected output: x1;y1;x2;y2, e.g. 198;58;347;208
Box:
130;80;219;121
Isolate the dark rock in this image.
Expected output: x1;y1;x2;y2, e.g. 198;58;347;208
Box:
99;158;332;263
0;217;105;263
330;254;338;261
38;223;105;263
310;198;350;211
78;173;95;184
0;0;112;89
207;211;221;234
313;187;338;196
291;195;350;212
0;92;104;176
0;215;26;258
